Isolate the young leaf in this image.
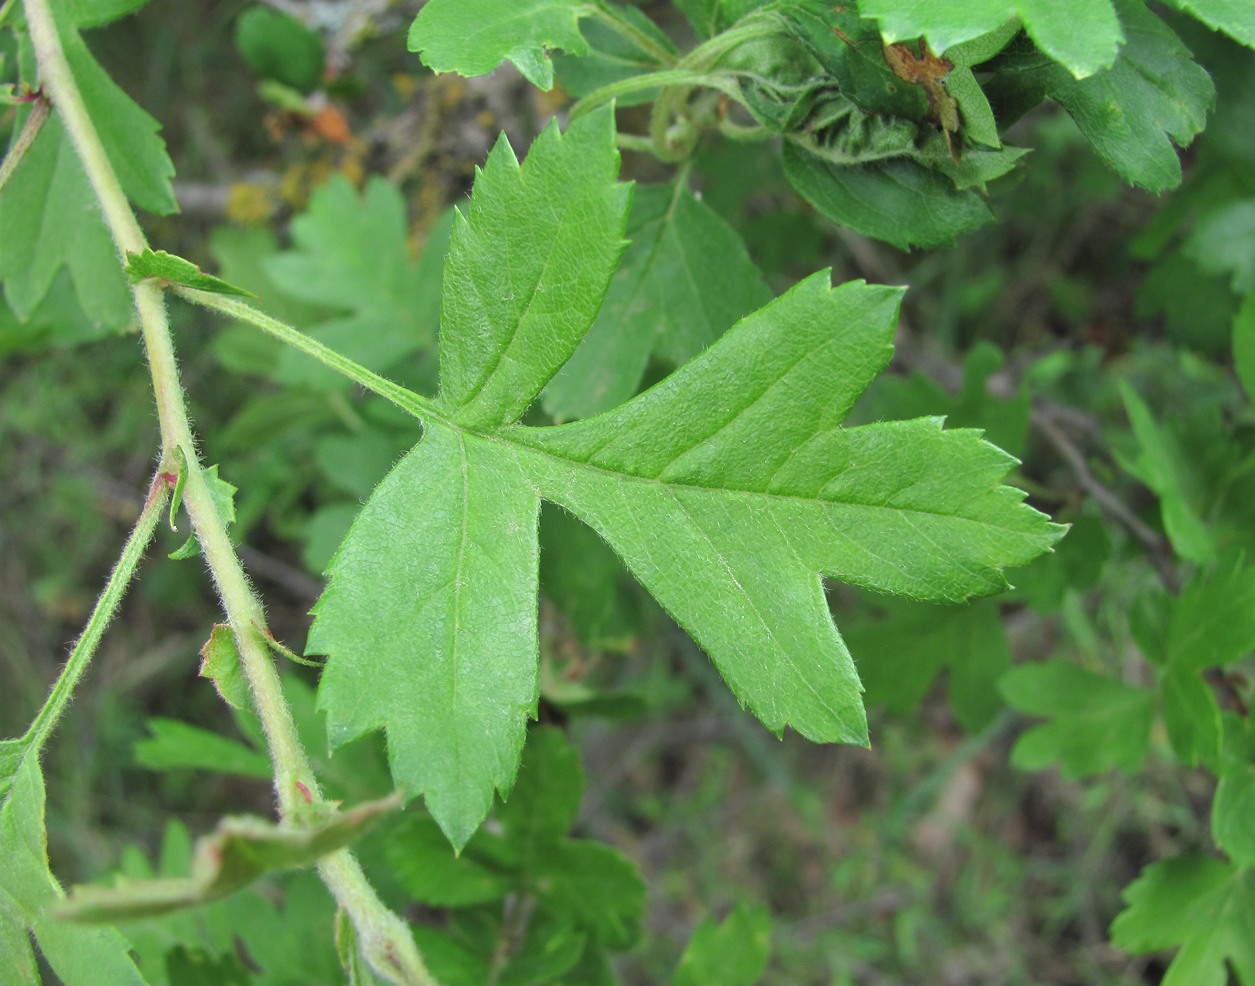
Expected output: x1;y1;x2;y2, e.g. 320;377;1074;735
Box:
857;0;1124;79
407;0;593;90
1112;855;1255;984
544;181;770;420
1000;662;1154;777
57;793;400;921
0;755;147;984
169;465;237;559
310;108;1061;848
199;624;251;711
125;249;254;297
672;903;772;986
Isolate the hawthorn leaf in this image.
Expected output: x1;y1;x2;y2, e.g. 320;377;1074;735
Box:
0;755;147;985
0;116;132;328
133;718;271;780
858;0;1123;79
1184;199;1255;294
407;0;594;90
310;425;543;848
385;816;513;907
265;178;451;392
310;110;1061;848
1112;856;1255;986
437;111;631;428
1000;662;1153;777
1044;0;1214;193
1214;762;1255;866
782;147;994;249
544;181;771;420
1165;0;1255;46
1165;555;1255;672
169;465;237;560
1162;669;1222;770
846;599;1012;733
57;793;399;921
672;903;772;986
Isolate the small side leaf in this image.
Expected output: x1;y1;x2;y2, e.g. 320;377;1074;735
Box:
125;249;255;297
199;624;251;711
58;793;400;921
170;465;237;560
133;718;271;780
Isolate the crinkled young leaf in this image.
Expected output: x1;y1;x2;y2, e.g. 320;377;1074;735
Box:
544;181;771;420
783;147;994;249
1000;662;1153;777
1112;856;1255;986
408;0;593;90
310;109;1061;848
0;755;147;985
858;0;1123;79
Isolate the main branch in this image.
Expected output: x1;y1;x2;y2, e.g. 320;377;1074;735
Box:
21;2;434;981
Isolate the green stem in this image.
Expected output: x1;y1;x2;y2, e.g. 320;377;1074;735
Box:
0;93;49;196
571;67;740;120
22;2;435;981
176;288;445;425
23;474;171;755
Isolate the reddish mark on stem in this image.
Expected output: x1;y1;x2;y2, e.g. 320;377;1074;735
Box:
145;470;179;509
296;781;313;804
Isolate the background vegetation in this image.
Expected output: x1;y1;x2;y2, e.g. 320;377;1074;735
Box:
3;1;1255;983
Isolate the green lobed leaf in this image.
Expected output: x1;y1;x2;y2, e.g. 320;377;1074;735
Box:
1044;0;1215;193
133;718;271;779
0;115;133;329
1165;0;1255;46
671;903;772;986
0;755;147;984
544;181;770;420
1165;555;1255;672
858;0;1124;79
847;599;1012;733
1112;856;1255;985
1000;662;1154;777
1162;669;1222;770
125;249;254;297
385;816;513;907
1214;763;1255;866
407;0;594;90
265;178;451;392
1184;199;1255;295
311;110;1061;848
437;110;630;428
58;794;400;921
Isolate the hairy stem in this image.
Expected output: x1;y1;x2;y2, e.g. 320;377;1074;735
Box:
22;474;170;755
22;2;435;981
0;92;49;196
